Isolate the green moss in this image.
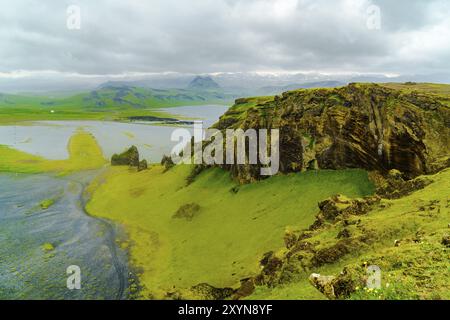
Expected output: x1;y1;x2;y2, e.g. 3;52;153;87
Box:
39;199;55;210
86;165;374;299
246;168;450;300
41;243;55;252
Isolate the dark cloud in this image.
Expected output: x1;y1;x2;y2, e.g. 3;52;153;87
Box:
0;0;449;79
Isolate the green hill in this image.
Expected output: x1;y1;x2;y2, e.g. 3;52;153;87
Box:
84;82;450;300
0;86;235;123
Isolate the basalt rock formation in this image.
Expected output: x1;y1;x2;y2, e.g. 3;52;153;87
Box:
213;83;450;182
111;145;148;171
111;146;140;167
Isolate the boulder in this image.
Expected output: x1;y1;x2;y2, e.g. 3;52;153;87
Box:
309;274;336;299
111;146;148;171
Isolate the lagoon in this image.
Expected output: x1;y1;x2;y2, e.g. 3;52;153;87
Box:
0;105;229;163
0;104;229;299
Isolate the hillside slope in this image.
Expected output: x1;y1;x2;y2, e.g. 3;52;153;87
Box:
213;83;450;182
84;82;449;300
247;168;450;300
86;165;373;299
0;86;235;123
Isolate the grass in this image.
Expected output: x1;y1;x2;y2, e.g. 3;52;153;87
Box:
0;129;106;174
380;82;450;95
0;86;233;124
247;168;450;300
41;243;55;252
85;165;374;299
39;199;55;210
0;106;182;125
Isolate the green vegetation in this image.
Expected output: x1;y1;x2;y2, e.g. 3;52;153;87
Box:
85;165;374;299
213;96;275;129
0;86;232;124
39;199;55;210
247;168;450;300
41;243;55;252
0;129;106;174
1;82;448;300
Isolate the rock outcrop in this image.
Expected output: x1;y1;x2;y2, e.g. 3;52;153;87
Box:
111;146;148;171
213;83;450;182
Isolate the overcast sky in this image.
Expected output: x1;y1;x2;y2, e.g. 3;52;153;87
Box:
0;0;449;82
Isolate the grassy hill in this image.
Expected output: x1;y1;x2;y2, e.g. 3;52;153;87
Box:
85;165;374;299
248;168;450;300
1;82;448;300
0;86;235;124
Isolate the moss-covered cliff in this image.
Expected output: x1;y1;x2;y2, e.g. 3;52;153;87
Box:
213;83;450;182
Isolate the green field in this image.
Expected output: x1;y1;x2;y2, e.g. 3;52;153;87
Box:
0;130;106;174
85;164;374;299
0;86;232;124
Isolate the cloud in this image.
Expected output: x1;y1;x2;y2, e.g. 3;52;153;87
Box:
0;0;449;79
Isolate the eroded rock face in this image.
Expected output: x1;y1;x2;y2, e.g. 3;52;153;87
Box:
111;146;140;167
309;268;362;300
111;145;148;171
309;274;336;299
214;83;450;182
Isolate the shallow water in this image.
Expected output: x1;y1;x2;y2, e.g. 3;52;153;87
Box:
0;104;229;299
0;105;229;163
0;172;129;300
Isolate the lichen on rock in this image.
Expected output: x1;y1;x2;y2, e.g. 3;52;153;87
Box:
213;83;450;183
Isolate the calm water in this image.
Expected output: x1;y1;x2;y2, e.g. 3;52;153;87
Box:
0;105;229;299
0;172;128;299
0;105;229;163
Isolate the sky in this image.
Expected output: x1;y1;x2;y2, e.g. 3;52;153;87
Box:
0;0;449;90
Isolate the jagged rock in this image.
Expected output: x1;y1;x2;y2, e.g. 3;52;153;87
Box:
309;274;336;299
111;146;140;167
311;240;354;267
284;230;298;249
111;145;148;172
309;268;360;300
233;278;255;300
313;194;380;227
213;83;450;183
260;251;283;277
371;171;433;199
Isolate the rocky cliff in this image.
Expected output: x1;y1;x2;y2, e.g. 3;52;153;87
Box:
213;83;450;182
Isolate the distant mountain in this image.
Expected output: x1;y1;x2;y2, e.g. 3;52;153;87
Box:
0;85;236;111
188;76;220;90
